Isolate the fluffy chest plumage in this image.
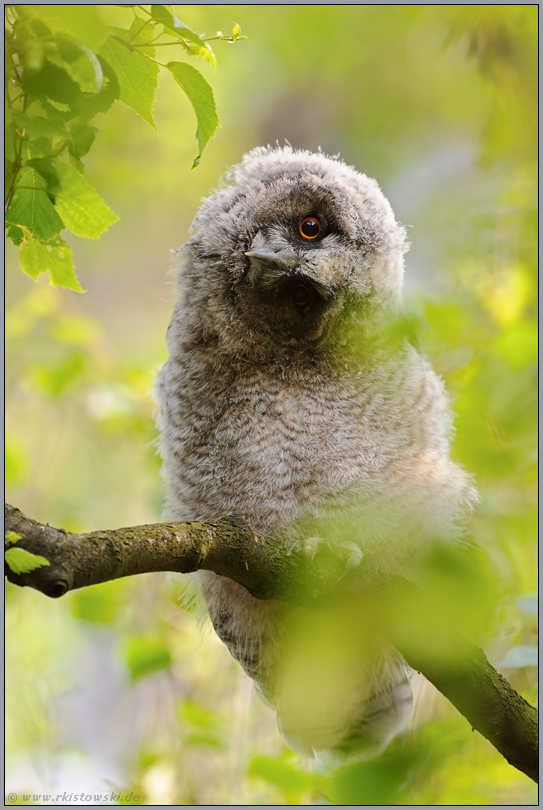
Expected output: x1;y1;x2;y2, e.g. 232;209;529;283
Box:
161;357;401;532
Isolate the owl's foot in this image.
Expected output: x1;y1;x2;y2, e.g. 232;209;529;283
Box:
303;536;364;573
341;540;364;571
303;536;323;562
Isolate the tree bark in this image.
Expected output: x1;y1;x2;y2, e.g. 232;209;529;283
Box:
4;502;539;784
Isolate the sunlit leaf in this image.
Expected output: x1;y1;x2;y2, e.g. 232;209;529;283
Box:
150;5;217;68
20;5;108;51
18;231;83;292
5;547;50;575
166;62;219;166
150;6;205;46
52;163;119;239
183;40;217;69
99;24;158;129
6;165;64;241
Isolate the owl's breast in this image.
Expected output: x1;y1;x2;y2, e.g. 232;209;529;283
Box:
165;366;392;533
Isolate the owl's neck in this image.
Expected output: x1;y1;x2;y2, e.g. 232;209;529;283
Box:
169;297;411;387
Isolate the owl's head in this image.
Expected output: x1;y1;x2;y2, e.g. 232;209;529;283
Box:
176;146;408;354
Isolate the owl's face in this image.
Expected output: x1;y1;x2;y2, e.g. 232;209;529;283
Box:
180;147;408;351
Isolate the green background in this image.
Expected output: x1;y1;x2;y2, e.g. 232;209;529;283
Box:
6;5;537;805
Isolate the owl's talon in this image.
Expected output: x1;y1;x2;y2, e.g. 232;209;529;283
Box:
303;536;363;575
342;541;364;571
303;536;323;562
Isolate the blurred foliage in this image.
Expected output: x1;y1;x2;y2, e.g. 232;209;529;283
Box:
5;4;537;806
5;4;244;289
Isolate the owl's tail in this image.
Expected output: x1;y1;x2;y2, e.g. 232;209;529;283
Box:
329;669;413;761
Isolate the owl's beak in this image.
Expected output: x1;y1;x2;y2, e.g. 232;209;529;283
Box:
245;248;299;273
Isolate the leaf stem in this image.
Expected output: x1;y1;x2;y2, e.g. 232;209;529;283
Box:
127;17;153;44
111;34;166;67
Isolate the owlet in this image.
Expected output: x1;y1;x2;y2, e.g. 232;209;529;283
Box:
155;146;477;761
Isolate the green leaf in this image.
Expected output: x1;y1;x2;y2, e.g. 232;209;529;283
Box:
5;157;14;201
7;225;24;246
18;231;83;292
5;532;22;545
150;6;204;45
183;40;217;70
46;34;104;93
21;57;118;123
6;165;64;240
22;61;83;107
150;6;216;68
11;110;67;139
25;157;61;196
166;62;219;166
20;5;108;51
99;24;158;129
21;37;45;73
124;636;172;681
71;56;121;121
68;124;98;158
52;163;119;239
68;154;84;173
5;546;51;575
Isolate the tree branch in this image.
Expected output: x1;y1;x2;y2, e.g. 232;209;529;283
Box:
4;502;538;784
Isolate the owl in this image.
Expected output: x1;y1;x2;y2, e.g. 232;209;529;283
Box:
155;146;477;762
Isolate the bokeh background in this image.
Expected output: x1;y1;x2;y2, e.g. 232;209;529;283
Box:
6;5;537;805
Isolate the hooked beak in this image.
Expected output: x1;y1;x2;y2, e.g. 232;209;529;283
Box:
245;247;300;273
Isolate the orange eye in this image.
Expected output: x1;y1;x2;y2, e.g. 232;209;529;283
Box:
299;216;321;239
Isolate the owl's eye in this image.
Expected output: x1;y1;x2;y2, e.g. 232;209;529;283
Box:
293;283;310;306
299;216;321;239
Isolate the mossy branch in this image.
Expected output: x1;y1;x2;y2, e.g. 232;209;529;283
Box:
4;502;538;784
